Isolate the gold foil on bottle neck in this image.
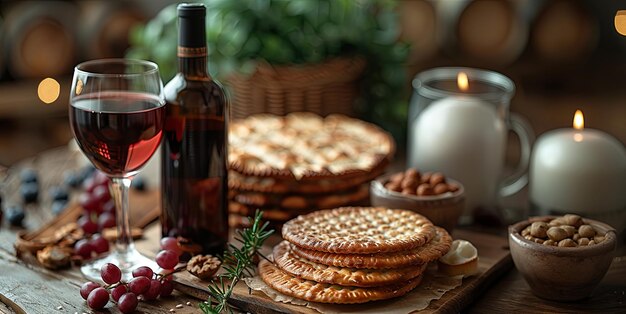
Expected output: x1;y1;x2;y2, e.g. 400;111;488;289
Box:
178;46;207;57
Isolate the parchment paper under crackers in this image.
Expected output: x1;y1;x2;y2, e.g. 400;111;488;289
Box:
244;266;463;314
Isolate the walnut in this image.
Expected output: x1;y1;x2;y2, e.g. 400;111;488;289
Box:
37;245;71;269
187;254;221;280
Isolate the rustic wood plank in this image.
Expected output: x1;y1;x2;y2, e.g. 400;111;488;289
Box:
0;147;200;313
467;256;626;313
0;229;205;314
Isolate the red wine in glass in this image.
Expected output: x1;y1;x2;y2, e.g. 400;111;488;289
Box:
70;91;165;177
70;59;163;281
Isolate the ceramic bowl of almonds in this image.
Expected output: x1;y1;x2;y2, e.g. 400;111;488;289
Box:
509;214;617;301
370;168;464;232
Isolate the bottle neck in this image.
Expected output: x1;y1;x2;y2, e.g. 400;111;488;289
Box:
177;11;208;78
178;47;209;78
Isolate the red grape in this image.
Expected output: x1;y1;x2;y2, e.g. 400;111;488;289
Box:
80;281;100;300
78;215;98;234
160;280;174;297
82;177;98;193
156;250;179;270
92;185;111;204
117;292;138;314
101;263;122;284
132;266;153;279
93;171;110;187
142;279;161;300
87;287;109;310
74;239;94;259
160;237;182;255
79;192;103;214
90;234;110;254
128;276;151;294
111;284;127;302
102;199;115;214
98;212;116;230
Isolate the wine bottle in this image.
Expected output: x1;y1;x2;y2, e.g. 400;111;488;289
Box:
161;3;228;258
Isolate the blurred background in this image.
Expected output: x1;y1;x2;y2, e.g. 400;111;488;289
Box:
0;0;624;167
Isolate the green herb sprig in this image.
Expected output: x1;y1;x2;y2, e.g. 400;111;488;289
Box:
200;210;274;314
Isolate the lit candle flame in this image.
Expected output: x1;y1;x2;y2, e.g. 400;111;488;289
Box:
457;72;469;92
573;110;584;130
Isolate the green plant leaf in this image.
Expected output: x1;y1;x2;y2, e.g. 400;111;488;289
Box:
128;0;411;140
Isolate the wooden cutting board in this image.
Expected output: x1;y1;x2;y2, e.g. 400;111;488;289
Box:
170;228;513;314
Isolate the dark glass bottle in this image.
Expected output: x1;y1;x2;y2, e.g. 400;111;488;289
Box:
161;3;228;257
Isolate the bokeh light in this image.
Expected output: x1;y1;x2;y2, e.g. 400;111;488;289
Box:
37;78;60;104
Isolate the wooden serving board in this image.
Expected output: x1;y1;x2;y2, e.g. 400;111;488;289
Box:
170;229;513;314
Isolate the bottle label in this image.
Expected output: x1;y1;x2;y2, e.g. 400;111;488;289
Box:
177;46;207;58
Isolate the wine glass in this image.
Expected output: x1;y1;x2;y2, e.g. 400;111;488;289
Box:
69;59;164;280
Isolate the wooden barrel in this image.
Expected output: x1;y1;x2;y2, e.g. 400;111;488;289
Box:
3;1;78;79
454;0;528;65
398;0;438;63
0;16;4;80
78;1;146;59
531;0;598;62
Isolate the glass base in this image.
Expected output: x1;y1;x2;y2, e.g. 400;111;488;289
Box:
81;247;157;282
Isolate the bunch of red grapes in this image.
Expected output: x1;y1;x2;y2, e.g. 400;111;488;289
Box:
78;170;116;233
80;237;183;312
74;170;116;260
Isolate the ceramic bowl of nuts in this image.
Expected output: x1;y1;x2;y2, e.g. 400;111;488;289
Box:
370;168;464;232
509;214;617;301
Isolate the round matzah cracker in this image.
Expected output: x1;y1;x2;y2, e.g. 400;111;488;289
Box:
273;241;427;287
282;207;436;254
229;112;395;180
258;258;423;304
228;164;386;194
290;226;453;269
231;183;369;210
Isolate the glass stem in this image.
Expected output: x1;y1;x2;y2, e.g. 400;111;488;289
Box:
110;177;133;253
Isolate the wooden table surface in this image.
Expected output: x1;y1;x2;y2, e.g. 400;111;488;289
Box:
0;148;625;314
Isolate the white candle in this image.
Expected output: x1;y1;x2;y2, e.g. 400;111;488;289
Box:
409;96;507;212
530;110;626;214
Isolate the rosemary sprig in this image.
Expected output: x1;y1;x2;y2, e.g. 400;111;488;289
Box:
200;210;274;314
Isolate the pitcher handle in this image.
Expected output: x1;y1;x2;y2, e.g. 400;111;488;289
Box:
500;113;535;197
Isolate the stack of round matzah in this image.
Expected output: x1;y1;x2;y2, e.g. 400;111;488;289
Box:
228;113;395;230
259;207;453;304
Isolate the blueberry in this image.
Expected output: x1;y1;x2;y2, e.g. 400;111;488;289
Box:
63;171;81;188
20;183;39;203
51;200;68;216
49;186;69;201
6;205;25;226
131;177;147;191
20;169;38;184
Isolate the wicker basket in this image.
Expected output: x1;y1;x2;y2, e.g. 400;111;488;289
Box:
227;57;366;120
